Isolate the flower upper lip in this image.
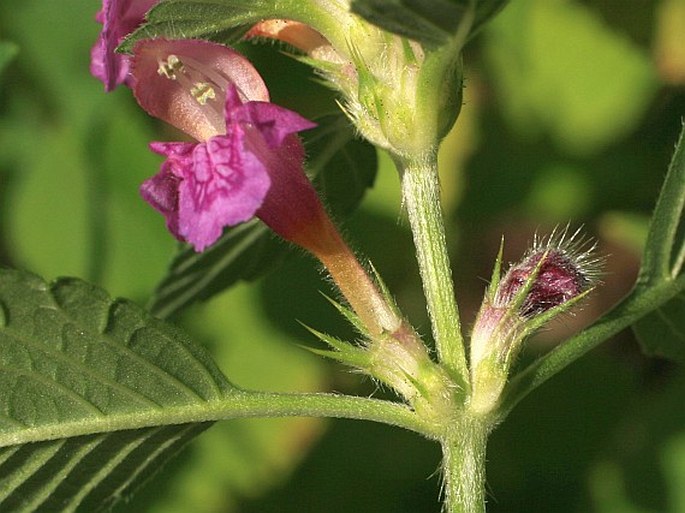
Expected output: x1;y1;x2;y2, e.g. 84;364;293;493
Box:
90;0;159;91
131;39;270;141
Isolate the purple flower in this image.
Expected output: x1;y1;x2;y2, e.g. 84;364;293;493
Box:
91;0;158;91
132;39;326;252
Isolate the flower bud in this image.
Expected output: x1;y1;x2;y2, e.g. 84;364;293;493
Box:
469;229;602;414
245;16;463;156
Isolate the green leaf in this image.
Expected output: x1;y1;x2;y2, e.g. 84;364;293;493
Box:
0;269;232;511
482;0;658;156
148;221;282;319
349;0;509;47
632;123;685;362
350;0;469;46
0;270;430;510
468;0;511;36
137;284;328;513
148;116;377;319
0;425;210;513
633;291;685;362
119;0;269;53
0;41;18;76
637;123;685;285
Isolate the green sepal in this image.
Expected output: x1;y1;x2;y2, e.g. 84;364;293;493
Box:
523;288;595;336
295;55;342;77
299;323;370;368
487;236;505;302
505;248;548;313
321;293;371;338
118;0;269;53
368;263;402;318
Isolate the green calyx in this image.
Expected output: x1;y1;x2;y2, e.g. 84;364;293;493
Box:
304;299;458;425
276;3;466;156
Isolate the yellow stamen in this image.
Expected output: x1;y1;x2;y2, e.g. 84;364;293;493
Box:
157;54;184;79
191;82;216;105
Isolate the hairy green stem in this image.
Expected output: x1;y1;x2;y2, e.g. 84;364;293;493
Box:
397;152;469;389
0;391;436;447
441;416;489;513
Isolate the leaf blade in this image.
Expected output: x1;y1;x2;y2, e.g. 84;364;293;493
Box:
0;425;210;513
119;0;268;52
638;122;685;284
0;269;231;510
349;0;509;46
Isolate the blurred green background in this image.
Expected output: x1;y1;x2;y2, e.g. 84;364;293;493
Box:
1;0;685;511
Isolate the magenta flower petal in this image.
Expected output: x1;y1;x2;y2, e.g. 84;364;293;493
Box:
131;39;270;141
140;165;182;237
177;133;271;250
225;86;317;148
91;0;158;91
135;40;324;252
141;129;272;252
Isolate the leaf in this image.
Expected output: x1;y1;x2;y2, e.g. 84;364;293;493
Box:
119;0;270;53
148;116;377;319
0;425;210;513
148;221;282;319
0;269;233;511
633;291;685;363
349;0;509;47
134;284;327;513
0;41;18;76
482;0;658;156
637;123;685;284
633;123;685;362
468;0;512;36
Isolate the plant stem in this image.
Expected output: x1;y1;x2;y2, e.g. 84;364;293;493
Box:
397;152;469;388
0;391;437;447
441;415;489;513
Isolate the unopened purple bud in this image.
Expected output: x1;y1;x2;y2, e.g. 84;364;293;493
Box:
497;250;587;317
468;228;602;414
495;228;601;318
